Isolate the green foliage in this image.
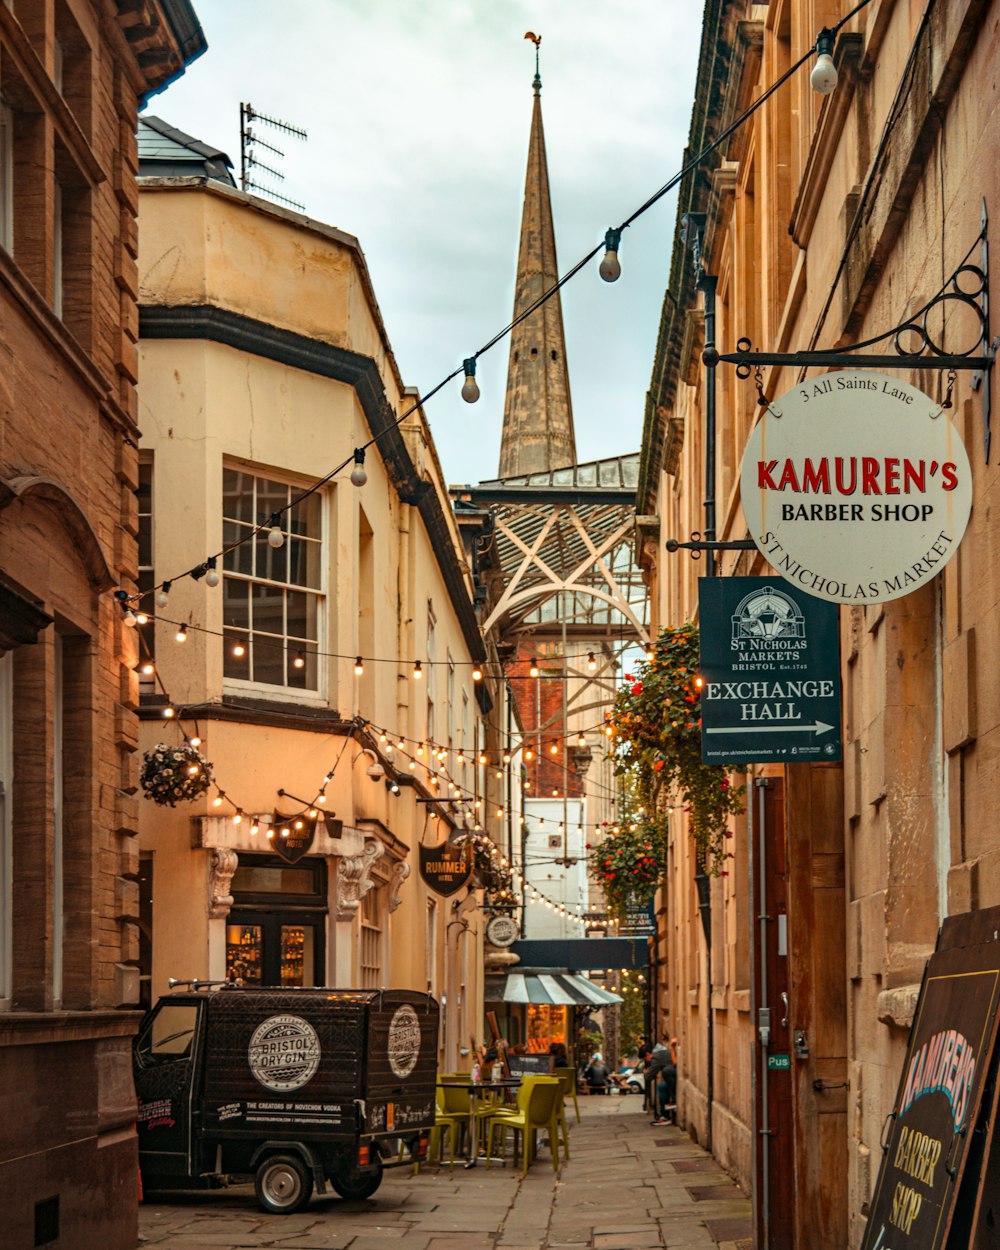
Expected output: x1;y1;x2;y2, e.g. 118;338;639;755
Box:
609;622;745;872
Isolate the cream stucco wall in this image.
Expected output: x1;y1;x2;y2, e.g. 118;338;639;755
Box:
136;178;486;1073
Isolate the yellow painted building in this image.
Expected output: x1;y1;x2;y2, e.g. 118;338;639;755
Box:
135;119;492;1072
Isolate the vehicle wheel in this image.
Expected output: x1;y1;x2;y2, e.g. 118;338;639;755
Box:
627;1081;642;1094
255;1153;313;1214
330;1157;384;1201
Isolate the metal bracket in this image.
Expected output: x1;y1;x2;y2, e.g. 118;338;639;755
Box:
665;532;757;557
719;204;994;460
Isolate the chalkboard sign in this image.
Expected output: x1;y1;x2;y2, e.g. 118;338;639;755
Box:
507;1054;554;1076
859;905;1000;1250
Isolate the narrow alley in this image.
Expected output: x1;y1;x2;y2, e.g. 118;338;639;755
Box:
137;1099;752;1250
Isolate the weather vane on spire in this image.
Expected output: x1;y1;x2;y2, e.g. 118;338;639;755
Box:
524;31;542;92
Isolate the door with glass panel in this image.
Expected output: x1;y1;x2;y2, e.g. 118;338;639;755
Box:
225;912;324;987
224;854;327;987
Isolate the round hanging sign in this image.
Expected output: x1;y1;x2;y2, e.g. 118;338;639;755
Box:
740;370;972;605
485;913;520;948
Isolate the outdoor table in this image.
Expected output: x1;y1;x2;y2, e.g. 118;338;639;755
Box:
450;1078;521;1168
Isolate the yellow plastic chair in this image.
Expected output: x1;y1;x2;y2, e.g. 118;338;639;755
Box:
553;1066;580;1124
429;1085;462;1170
485;1076;562;1177
438;1079;494;1154
551;1072;571;1163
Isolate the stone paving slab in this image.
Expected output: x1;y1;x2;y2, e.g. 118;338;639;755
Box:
138;1099;750;1249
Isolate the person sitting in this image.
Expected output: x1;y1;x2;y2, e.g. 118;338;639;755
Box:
548;1041;568;1068
584;1053;610;1094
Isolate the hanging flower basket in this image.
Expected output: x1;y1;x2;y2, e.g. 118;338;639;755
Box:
591;819;668;920
140;742;213;807
609;622;745;871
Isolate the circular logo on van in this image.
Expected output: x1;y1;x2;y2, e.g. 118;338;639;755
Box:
388;1004;421;1079
248;1014;321;1092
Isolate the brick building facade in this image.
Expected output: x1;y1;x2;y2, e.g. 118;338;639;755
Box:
0;4;203;1246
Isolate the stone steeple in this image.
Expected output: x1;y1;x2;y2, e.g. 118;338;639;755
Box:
497;56;576;478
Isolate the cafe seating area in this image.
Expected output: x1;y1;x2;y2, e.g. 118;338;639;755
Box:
427;1068;572;1176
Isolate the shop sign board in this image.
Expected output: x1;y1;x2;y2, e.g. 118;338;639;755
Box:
859;907;1000;1250
767;1054;791;1071
270;810;329;864
740;370;972;605
618;898;656;938
698;576;842;765
419;840;472;897
485;914;520;947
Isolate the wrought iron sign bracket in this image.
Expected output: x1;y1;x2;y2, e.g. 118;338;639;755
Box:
716;200;994;461
665;534;757;557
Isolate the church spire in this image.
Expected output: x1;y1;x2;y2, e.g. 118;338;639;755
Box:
497;36;576;479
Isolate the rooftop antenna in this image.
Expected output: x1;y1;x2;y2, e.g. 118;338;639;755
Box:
239;102;308;212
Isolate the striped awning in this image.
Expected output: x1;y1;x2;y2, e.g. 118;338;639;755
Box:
502;972;622;1007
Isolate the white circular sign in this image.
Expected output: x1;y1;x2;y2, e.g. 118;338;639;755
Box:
740;371;972;604
248;1014;321;1092
486;914;520;948
387;1004;421;1079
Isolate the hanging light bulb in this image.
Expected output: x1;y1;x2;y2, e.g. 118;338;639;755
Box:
599;227;622;282
155;581;171;609
472;666;483;682
398;738;406;750
417;743;425;756
350;447;368;487
187;764;201;776
212;795;223;808
233;812;243;825
549;739;558;755
810;28;838;94
317;792;327;803
292;652;306;670
293;819;304;831
412;660;423;680
175;625;188;643
460;357;480;403
479;752;487;765
141;662;155;676
523;780;531;790
307;808;318;819
529;657;539;678
204;557;220;589
123;607;137;627
354;656;364;676
232;642;246;658
267;513;284;549
587;652;597;672
189;736;201;747
577;733;586;747
250;822;260;836
503;751;511;764
162;705;176;718
456;751;465;764
645;643;654;661
135;611;149;626
280;827;290;838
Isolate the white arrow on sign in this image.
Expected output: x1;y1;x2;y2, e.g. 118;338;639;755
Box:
705;720;835;737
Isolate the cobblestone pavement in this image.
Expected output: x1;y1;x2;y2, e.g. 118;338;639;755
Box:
138;1097;752;1250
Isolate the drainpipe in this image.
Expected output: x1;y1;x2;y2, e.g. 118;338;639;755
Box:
695;865;713;1153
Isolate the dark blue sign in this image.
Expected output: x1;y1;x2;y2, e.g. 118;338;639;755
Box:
619;898;656;937
698;576;842;765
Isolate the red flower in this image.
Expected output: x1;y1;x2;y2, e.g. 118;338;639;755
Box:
652;760;664;772
631;682;643;695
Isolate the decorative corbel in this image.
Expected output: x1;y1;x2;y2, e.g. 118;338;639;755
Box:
208;847;239;919
335;836;384;921
388;860;410;913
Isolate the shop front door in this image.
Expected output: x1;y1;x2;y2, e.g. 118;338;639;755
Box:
225;853;327;987
226;910;325;986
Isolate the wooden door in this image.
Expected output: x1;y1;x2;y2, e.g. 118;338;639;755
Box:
752;775;795;1249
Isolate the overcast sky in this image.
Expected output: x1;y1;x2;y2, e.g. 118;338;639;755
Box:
150;1;704;486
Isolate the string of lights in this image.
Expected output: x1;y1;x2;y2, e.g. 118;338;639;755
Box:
114;9;870;622
124;608;642;683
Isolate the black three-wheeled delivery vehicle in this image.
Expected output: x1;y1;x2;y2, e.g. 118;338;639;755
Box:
133;985;438;1213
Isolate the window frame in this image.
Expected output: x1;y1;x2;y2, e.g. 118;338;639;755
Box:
221;463;327;702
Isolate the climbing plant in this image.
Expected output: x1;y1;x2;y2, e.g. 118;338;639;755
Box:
608;622;744;872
